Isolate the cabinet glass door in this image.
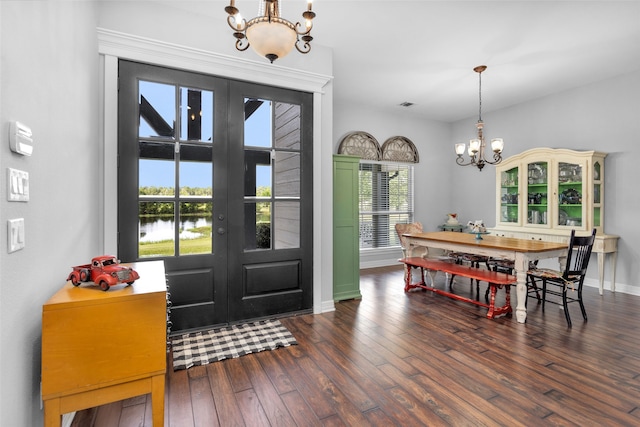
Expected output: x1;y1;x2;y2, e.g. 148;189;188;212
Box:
500;166;519;224
526;161;548;226
557;161;583;227
593;161;602;227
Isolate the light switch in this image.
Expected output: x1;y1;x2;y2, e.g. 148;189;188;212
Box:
7;168;29;202
8;218;25;253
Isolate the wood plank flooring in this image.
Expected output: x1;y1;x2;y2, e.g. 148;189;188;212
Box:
72;265;640;426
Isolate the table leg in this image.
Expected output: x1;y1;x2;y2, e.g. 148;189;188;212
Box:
515;270;527;323
514;254;528;323
44;398;62;427
598;252;605;295
610;252;617;293
151;374;165;427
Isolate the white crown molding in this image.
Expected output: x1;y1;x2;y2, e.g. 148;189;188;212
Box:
97;27;332;93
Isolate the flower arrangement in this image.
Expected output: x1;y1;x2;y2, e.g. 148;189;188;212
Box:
467;220;486;233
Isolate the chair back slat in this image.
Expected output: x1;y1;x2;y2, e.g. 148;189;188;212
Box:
564;229;597;279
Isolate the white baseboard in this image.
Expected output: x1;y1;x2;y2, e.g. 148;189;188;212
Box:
360;258;398;269
320;299;336;313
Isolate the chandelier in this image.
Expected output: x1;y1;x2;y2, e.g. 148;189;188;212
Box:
225;0;316;63
455;65;504;171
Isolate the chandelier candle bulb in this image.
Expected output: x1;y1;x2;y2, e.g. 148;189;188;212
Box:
491;138;504;153
470;139;481;153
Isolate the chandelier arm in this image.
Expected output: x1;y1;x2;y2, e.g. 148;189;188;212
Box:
235;38;250;52
456;156;477;167
295;21;313;35
482;153;503;165
295;37;312;54
226;14;247;32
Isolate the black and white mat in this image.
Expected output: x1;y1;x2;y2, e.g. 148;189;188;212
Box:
171;319;297;371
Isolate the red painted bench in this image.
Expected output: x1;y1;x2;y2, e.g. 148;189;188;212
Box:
399;257;517;319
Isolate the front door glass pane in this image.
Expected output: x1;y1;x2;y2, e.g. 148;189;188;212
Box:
274;102;300;150
180;87;213;142
139;202;175;257
244;202;271;250
139;81;175;138
244;150;272;197
244;98;271;147
274;201;299;249
139;142;175;197
179;144;213;197
179;202;212;255
274;151;300;197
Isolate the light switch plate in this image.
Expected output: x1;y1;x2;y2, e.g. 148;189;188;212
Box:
8;218;25;253
7;168;29;202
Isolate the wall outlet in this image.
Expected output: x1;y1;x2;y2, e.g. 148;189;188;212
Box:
8;218;25;253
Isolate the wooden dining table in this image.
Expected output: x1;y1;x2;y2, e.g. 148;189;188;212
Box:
403;231;568;323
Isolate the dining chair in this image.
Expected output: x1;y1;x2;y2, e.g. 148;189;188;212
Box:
526;229;597;327
487;258;540;303
395;222;453;285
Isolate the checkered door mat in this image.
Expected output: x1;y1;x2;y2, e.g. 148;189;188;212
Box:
171;319;297;370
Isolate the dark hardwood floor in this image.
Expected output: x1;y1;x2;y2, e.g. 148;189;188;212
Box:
72;265;640;426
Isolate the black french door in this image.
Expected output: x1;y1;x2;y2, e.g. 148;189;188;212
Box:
118;60;313;332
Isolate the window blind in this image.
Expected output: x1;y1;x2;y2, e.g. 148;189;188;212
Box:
358;161;414;249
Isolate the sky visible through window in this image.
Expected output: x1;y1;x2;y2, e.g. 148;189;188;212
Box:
138;81;270;189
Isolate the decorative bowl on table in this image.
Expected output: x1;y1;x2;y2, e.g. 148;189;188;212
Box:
469;230;490;240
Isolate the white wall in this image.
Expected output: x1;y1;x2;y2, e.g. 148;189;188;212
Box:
0;2;100;425
449;70;640;292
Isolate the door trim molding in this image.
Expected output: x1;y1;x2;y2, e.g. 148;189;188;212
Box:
98;28;333;315
97;28;332;93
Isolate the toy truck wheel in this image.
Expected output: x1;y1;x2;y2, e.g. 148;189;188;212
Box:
70;275;80;286
79;269;90;282
99;280;110;291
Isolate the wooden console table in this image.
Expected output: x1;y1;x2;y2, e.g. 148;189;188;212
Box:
42;260;167;427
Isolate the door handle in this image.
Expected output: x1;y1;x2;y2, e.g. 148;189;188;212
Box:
217;227;226;235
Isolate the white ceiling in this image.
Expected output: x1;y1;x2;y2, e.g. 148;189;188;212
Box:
186;1;640;123
309;0;640;122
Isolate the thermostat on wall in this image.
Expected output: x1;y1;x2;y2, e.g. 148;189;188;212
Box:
9;121;33;156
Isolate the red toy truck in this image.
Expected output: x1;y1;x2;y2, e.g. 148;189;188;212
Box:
68;255;140;291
